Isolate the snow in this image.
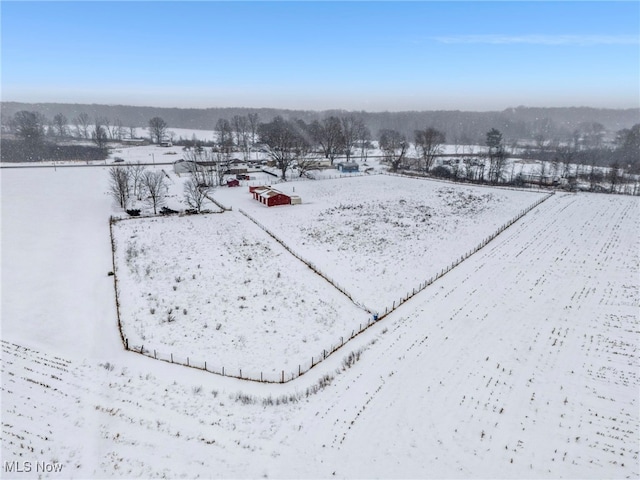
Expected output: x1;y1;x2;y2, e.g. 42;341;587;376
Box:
216;174;548;313
1;161;638;478
113;212;368;379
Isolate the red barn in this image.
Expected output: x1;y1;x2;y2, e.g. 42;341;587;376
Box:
250;186;291;207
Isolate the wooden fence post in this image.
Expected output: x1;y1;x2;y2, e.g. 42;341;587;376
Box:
281;370;284;383
187;357;189;366
171;353;173;363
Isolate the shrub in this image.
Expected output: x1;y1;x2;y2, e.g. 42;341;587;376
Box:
431;166;453;179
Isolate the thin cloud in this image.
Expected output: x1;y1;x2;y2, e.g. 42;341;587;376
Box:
433;34;639;46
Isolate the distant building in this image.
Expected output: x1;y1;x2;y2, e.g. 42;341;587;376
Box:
160;141;173;147
227;179;240;187
337;162;359;173
173;159;202;174
249;186;300;207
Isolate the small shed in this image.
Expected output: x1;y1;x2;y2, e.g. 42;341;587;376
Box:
250;186;293;207
227;179;240;187
337;162;359;173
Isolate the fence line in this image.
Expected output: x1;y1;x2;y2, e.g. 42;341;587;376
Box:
243;170;377;188
238;208;371;314
109;217;126;346
374;191;555;322
108;176;556;384
123;311;380;384
382;170;554;194
204;192;232;212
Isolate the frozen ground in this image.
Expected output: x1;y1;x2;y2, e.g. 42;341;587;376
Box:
1;164;638;478
216;175;548;313
113;212;368;378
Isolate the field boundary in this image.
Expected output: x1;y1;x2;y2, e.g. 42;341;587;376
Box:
107;177;555;384
383;171;555;194
237;208;372;313
375;191;555;322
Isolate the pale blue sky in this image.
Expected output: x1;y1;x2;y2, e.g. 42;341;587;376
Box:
2;1;638;111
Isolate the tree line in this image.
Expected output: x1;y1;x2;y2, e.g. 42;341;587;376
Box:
3;101;637;144
4;108;639;194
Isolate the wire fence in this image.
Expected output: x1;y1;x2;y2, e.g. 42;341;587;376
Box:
107;173;556;383
241;170;378;189
203;192;232;212
238;208;371;314
374;191;556;321
123;315;379;383
382;170;555;194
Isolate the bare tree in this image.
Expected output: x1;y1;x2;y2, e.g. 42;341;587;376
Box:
293;136;317;178
109;118;125;140
534;133;548;153
74;112;91;139
183;178;211;213
579;122;605;149
588;161;602;191
355;118;371;162
310;116;345;165
340;115;359;162
608;161;621;193
183;144;217;186
247;112;260;159
615;124;640;171
486;128;507;183
212;151;227;186
92;118;109;149
13;111;45;144
379;129;408;172
141;170;167;214
53;113;69;137
148;117;168;144
108;166;131;209
555;145;575;178
232;115;251;160
215;118;233;154
259;116;308;180
415;127;445;172
538;160;548;185
127;162;147;200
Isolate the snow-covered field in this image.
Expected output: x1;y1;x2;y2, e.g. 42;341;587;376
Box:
1;163;638;478
216;175;548;313
113;212;369;379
